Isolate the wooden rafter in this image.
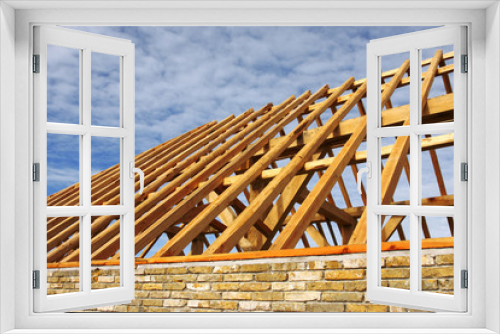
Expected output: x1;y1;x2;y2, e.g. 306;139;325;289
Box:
46;51;456;263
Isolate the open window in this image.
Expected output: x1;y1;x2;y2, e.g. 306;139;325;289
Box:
365;26;467;312
33;26;137;312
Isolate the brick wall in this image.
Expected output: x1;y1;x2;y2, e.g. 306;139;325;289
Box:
47;248;454;312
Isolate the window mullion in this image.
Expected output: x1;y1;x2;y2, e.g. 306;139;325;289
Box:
409;47;420;294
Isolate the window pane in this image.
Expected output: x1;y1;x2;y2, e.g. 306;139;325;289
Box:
47;45;80;124
420;45;454;125
380;215;410;290
379;136;410;205
47;216;81;295
420;216;454;295
91;52;121;127
421;134;454;206
47;133;80;206
91;137;121;205
380;52;410;127
91;215;121;290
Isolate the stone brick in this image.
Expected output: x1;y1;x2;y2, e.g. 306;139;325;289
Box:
149;291;171;299
306;303;344;312
436;254;454;265
252;292;284;301
272;302;306;312
421;255;435;266
96;276;115;283
188;266;214;274
127;306;141;312
144;307;172;313
212;283;239;291
325;269;365;280
381;268;409;279
209;300;238;311
163;299;187;307
213;265;240;274
284;292;321;301
385;256;410;268
272;282;306;291
135;267;145;275
170;291;194;299
422;279;438;290
271;262;297;271
163;282;186;290
143;299;163;307
186;283;211;291
239;264;271;272
166;267;188;275
135;291;149;299
388;280;409;290
224;274;253;282
289;271;323;281
422;267;454;278
307;281;344;291
168;274;197;282
438;279;454;290
343;257;367;269
150;275;168;282
240;282;271;291
343;281;366;292
144;268;168;275
346;304;389;312
322;292;363;302
187;300;210;308
194;292;221;300
239;301;272;312
197;274;222;282
308;260;328;269
222;292;252;300
255;272;287;282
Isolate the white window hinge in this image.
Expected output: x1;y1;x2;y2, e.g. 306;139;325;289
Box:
33;163;40;182
461;270;468;289
461;162;468;182
33;270;40;289
461;54;468;73
33;54;40;73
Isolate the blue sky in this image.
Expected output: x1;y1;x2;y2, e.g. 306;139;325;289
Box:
46;26;454;242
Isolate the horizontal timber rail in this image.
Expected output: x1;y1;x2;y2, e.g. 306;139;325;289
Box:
47;237;453;268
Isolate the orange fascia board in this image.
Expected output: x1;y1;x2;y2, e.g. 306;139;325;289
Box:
47;237;453;268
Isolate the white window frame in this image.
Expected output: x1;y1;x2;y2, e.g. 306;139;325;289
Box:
33;25;136;312
366;26;468;312
0;2;498;333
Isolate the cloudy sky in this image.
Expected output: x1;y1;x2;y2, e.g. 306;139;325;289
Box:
46;26;454;241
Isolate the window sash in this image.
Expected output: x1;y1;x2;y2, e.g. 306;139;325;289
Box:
32;25;136;313
366;26;468;312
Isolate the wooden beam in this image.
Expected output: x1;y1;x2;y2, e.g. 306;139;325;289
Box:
349;50;443;245
270;118;366;250
126;88;325;259
203;79;362;256
248;93;454;169
295;189;356;226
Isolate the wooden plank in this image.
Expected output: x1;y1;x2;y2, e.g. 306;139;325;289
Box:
55;99;286;262
90;89;319;261
148;84;344;258
295;189;356;226
251;93;453;162
270;118;366;250
47;237;454;269
349;50;443;245
306;225;330;247
202;79;361;256
259;173;314;251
